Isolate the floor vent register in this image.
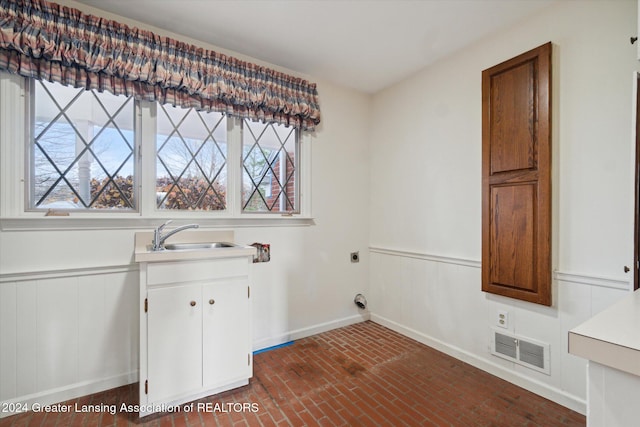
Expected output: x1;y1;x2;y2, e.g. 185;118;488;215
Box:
491;329;550;375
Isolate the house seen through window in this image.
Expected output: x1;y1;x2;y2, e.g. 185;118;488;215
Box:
242;119;298;213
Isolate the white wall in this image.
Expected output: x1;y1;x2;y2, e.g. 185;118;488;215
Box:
3;0;637;418
368;0;638;414
237;79;372;349
0;0;371;413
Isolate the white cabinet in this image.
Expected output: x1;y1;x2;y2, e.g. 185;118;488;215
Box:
202;281;250;388
147;283;202;404
138;256;252;417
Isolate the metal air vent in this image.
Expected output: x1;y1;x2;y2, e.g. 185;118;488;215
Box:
491;329;550;375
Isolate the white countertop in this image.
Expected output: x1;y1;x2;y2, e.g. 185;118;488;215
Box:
134;230;256;263
568;289;640;376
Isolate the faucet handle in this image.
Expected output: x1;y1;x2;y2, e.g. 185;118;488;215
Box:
152;220;172;251
157;220;172;232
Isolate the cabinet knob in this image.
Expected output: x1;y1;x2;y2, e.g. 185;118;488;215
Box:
209;299;215;305
190;301;196;307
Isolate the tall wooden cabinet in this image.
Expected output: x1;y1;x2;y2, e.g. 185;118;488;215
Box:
481;42;552;306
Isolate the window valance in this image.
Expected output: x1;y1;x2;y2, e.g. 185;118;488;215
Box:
0;0;321;130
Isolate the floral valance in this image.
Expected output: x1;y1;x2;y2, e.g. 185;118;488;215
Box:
0;0;321;130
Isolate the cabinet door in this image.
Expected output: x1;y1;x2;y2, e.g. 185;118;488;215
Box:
481;42;552;306
202;280;250;388
147;284;202;403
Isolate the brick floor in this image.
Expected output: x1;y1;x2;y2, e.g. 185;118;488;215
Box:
0;321;585;426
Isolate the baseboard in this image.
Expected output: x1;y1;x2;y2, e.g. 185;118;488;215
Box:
370;313;586;415
0;371;138;418
252;312;370;352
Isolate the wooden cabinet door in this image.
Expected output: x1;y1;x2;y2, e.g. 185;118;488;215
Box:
202;280;250;388
147;283;202;403
482;42;552;306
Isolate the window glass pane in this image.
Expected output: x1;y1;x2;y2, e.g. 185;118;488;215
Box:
242;120;298;213
156;105;227;210
31;80;135;210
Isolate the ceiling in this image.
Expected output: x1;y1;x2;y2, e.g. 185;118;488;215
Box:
74;0;557;94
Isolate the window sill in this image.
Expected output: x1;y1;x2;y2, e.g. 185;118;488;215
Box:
0;216;315;231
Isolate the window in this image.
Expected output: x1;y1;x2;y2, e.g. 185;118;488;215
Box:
30;80;136;211
156;105;227;211
242;119;299;213
11;74;307;220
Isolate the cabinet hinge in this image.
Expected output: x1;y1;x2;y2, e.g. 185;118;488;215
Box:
144;298;148;313
248;286;250;299
145;380;148;394
248;353;251;366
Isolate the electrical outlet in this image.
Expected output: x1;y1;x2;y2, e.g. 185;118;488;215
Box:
496;310;509;329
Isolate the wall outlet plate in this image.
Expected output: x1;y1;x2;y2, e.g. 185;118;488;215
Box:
496;310;509;329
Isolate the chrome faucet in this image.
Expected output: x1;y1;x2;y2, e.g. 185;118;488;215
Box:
151;220;199;251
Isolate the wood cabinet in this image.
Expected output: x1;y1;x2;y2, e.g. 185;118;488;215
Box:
138;256;252;417
481;42;552;306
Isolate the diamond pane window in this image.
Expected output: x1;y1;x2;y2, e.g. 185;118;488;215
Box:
31;80;136;210
156;105;227;210
242;120;298;213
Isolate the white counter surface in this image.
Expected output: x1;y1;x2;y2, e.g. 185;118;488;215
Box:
568;289;640;376
134;230;256;263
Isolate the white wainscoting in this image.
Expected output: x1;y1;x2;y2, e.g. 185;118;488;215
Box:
1;247;631;418
368;246;631;415
0;265;139;418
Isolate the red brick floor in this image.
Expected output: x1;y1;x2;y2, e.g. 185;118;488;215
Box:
1;321;585;426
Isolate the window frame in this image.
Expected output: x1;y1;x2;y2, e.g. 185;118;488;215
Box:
25;78;141;213
152;103;231;217
0;72;313;229
241;118;301;215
